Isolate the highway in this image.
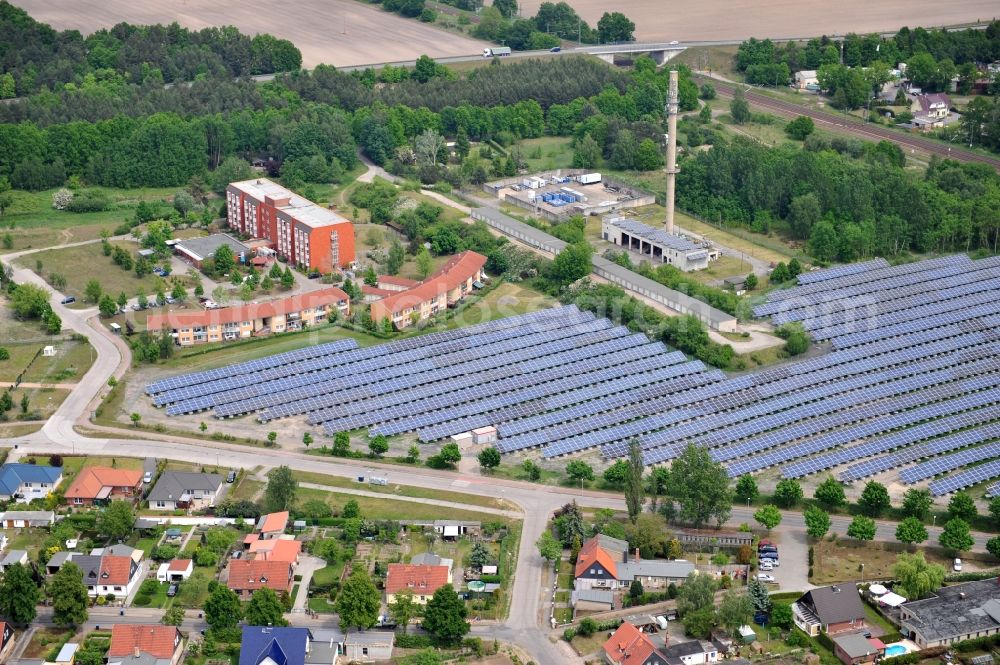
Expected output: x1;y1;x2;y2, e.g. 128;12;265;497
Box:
703;75;1000;171
4;247;998;662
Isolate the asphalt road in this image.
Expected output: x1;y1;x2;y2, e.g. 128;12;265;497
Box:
4;249;997;664
703;75;1000;171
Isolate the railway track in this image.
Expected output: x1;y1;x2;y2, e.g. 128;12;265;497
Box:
703;77;1000;171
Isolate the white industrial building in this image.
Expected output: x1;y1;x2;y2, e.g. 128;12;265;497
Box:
602;216;711;272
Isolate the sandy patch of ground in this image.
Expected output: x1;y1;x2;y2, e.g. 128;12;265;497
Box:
517;0;996;43
12;0;486;68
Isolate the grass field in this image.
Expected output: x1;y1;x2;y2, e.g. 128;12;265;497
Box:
2;187;180;254
444;281;557;329
3;387;69;427
229;478;264;502
62;455;145;474
295;486;502;522
520;136;574;172
291;471;505;510
21;242;175;304
810;539;953;585
0;339;94;384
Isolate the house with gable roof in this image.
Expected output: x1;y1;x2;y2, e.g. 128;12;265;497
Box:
238;626;339;665
575;534;695;592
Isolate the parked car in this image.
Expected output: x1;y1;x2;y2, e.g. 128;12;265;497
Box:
954;558;962;572
143;471;153;484
167;584;178;597
757;573;776;583
759;556;779;567
226;470;237;483
60;296;76;304
758;539;775;549
759;561;774;571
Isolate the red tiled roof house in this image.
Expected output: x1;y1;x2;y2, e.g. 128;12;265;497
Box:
227;560;293;600
385;564;450;605
64;467;143;506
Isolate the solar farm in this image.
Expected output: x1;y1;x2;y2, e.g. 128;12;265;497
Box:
145;253;1000;496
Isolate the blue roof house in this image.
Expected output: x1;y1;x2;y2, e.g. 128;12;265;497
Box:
0;464;63;503
239;627;339;665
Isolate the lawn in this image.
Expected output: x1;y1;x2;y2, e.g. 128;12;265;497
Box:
554;607;573;622
556;573;573;589
443;281;558;330
20;241;175;304
308;596;338;614
520;136;574;171
5;387;69;425
21;628;76;659
290;471;504;511
2;186;179;254
62;456;145;474
810;539;953;585
294;486;504;522
311;562;345;587
7;339;95;384
228;478;263;502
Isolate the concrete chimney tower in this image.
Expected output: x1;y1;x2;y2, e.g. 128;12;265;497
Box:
665;69;679;235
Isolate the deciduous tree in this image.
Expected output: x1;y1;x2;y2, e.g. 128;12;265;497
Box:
0;563;40;625
858;481;891;517
894;552;945;600
49;563;88;627
263;465;297;513
337;568;380;630
814;476;846;510
245;588;288;627
895;517;928;546
804;506;831;539
847;515;876;541
422;586;469;644
669;443;732;528
754;505;781;531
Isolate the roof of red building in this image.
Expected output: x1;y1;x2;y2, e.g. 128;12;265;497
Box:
98;555;134;586
227;560;292;592
258;511;289;533
147;288;348;330
109;624;180;659
371;251;485;317
167;559;192;572
602;623;657;665
385;564;450;595
361;285;396;298
64;467;143;500
575;536;620;579
248;539;302;562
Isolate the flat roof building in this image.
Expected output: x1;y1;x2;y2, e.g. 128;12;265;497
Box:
175;234;251;269
899;577;1000;648
369;251;486;329
227;179;355;273
147;287;349;346
602;216;710;272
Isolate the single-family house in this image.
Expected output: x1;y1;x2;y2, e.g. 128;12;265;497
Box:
385;564;451;605
0;510;56;528
660;640;719;665
0;621;15;663
157;559;193;582
238;626;339;665
248;539;302;564
59;550;143;599
107;625;183;665
898;577;1000;648
64;467;143;506
831;633;886;665
343;632;393;663
0;549;28;571
0;463;63;502
602;622;668;665
912;92;952;120
228;559;293;600
146;472;223;511
257;511;289;539
793;584;867;636
575;535;695;591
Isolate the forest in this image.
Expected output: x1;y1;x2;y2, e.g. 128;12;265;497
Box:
0;0;301;97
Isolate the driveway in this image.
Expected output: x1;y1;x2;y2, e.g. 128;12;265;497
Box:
292;554;325;611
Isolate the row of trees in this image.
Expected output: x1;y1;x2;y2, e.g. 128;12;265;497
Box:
474;2;635;51
0;2;301;97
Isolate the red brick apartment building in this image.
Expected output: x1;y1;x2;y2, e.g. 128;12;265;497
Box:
369;251;487;329
226;178;355;273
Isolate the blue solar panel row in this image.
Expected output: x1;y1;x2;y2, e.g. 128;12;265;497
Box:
327;346;688;434
928;458;1000;496
146;338;359;397
795;258;890;285
163;306;590;411
900;434;1000;483
788;409;1000;480
829;301;998;351
722;383;1000;477
197;308;598;416
754;254;969;314
803;270;1000;340
768;258;983;325
987;482;1000;498
263;320;625;421
305;339;675;429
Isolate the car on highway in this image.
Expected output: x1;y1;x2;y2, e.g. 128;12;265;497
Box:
60;296;76;304
669;40;679;45
756;573;776;583
550;46;561;52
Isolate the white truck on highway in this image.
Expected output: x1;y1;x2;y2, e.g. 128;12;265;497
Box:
483;46;512;57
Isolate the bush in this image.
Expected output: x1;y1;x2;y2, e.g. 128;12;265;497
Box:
562;628;576;642
577;617;598;637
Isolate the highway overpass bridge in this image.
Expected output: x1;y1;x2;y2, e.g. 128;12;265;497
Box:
576;41;687;65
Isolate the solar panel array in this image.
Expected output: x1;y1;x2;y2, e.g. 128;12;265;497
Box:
144;253;1000;494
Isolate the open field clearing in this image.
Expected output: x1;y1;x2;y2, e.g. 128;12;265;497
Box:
12;0;486;68
517;0;996;43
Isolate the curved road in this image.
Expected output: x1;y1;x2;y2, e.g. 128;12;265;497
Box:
703;76;1000;171
4;253;998;663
